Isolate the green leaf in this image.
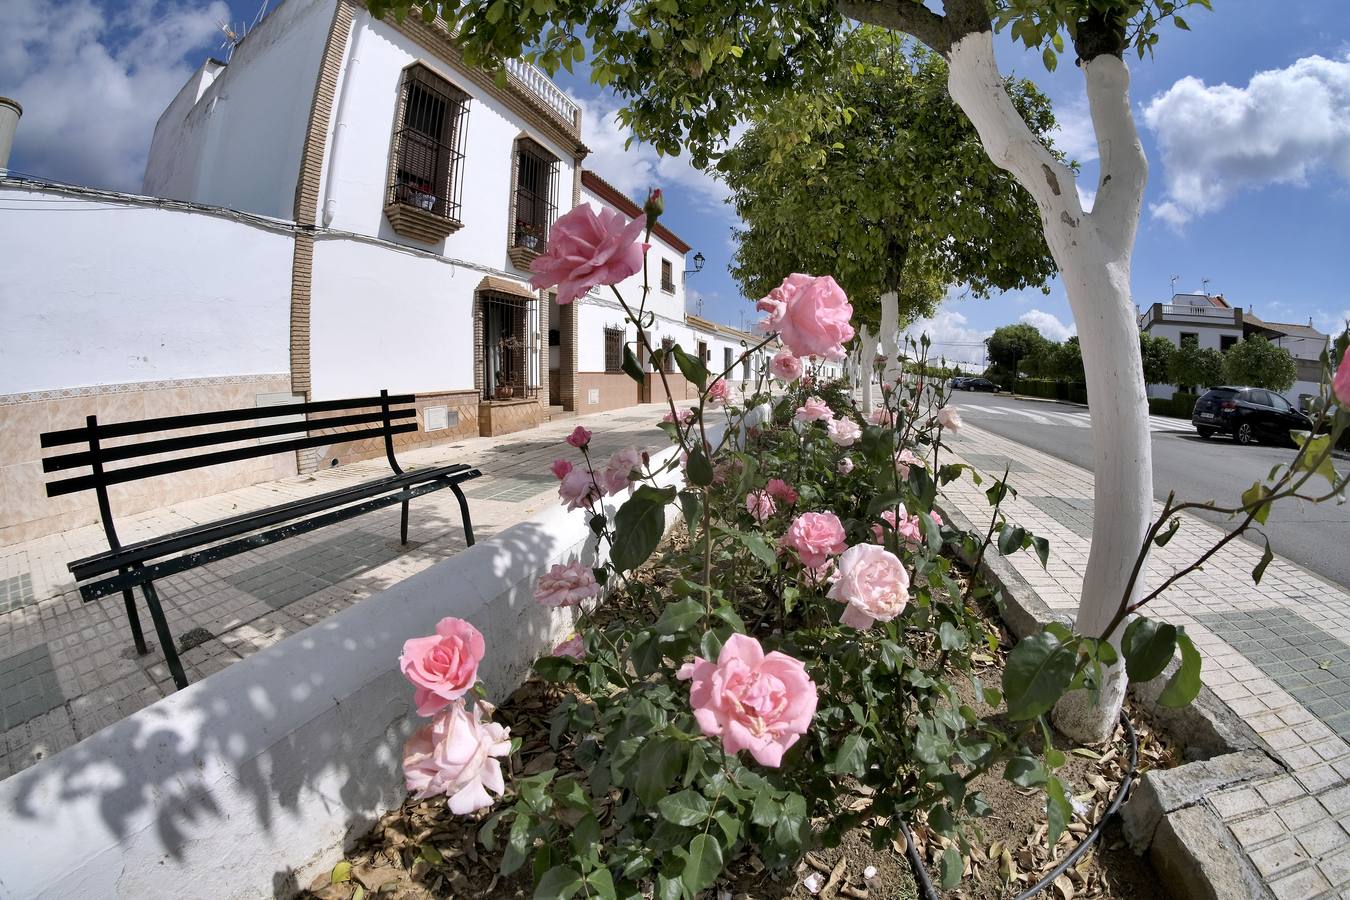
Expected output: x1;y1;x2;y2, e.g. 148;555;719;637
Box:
687;448;715;486
1032;535;1050;568
1046;776;1073;844
750;788;777;826
658;789;711;826
1042;46;1057;71
1003;630;1077;721
939;846;963;889
330;861;352;884
610;485;675;572
622;343;646;384
678;488;703;534
1153;517;1181;547
827;734;868;777
1122;618;1177;682
938;621;969;651
997;523;1026;556
719;526;778;569
353;886;365;900
654;597;703;635
672;345;708;389
682;834;724;894
1174;15;1190;29
1158;629;1202;707
1241;481;1273;525
419;844;442;864
535;865;584;900
1252;538;1274;586
635;738;684;806
587;868;616;900
1005;755;1047;787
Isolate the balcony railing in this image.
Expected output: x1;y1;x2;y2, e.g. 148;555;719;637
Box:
1140;303;1241;328
505;57;581;130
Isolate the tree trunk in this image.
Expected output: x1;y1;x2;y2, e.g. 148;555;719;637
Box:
879;292;904;386
858;325;879;414
946;31;1152;743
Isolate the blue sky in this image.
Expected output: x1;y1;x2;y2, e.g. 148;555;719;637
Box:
6;0;1348;366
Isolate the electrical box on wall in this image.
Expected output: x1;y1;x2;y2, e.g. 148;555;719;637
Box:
588;389;600;405
424;406;451;431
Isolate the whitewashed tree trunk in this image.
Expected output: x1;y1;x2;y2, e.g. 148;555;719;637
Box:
947;32;1152;743
879;292;904;386
858;325;879;414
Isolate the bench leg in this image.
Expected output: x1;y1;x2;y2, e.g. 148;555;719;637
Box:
450;482;475;547
400;494;410;545
119;577;149;656
140;579;189;691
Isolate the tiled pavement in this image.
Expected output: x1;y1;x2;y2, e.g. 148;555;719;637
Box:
943;423;1350;900
0;402;687;780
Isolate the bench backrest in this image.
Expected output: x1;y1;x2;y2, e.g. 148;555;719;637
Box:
40;391;418;553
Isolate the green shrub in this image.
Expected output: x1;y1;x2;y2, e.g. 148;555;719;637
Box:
1148;398;1173;417
1171;392;1198;419
1069;386;1088;405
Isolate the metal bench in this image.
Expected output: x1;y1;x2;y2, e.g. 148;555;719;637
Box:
40;389;481;690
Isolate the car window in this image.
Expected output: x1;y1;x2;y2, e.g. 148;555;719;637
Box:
1268;393;1292;412
1204;388;1238;401
1247;390;1271;406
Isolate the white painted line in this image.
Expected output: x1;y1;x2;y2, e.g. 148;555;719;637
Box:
958;404;1008;415
1003;408;1056;425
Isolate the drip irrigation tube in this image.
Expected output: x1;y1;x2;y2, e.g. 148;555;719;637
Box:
902;712;1140;900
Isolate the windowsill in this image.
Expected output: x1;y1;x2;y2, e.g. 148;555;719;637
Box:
384;201;463;244
508;243;542;270
661;286;675;295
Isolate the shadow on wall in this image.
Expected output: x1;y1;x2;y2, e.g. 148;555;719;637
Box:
0;511;600;899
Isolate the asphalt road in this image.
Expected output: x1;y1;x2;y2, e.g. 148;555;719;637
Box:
947;390;1350;590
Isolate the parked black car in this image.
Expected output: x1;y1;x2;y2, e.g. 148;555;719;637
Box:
1192;386;1313;445
957;377;1000;393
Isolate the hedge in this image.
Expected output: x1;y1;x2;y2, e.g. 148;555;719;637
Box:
1171;391;1198;419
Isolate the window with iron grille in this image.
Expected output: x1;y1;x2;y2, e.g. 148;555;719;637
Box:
662;337;675;373
513;139;559;253
480;291;540;401
604;326;625;373
723;346;733;375
387;66;469;222
697;341;708;364
661;259;675;293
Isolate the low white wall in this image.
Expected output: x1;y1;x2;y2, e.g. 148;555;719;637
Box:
0;443;693;899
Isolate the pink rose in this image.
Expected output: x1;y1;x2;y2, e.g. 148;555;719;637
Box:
828;544;911;630
550;458;573;480
745;490;776;523
794;396;832;424
868;407;894;427
774;274;855;360
677;633;817;768
827;416;862;447
837;457;854;475
403;700;511;813
894;448;923;478
1334;345;1350;406
754;273;812;333
931;510;944;527
534;562;601;608
552;634;586;659
936;406;962;433
872;507;921;544
770;349;804;382
400;617;486;716
663;407;695;425
766;479;798;504
599;446;643;496
529;204;647;305
565;426;592;449
558;467;600;511
707;378;732;405
780;511;847;569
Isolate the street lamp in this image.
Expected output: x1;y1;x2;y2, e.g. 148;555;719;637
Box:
683;251;705;276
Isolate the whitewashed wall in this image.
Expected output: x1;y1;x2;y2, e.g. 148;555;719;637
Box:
0;185;293;394
142;0;335;219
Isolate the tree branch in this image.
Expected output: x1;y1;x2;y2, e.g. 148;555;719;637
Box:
1083;54;1147;255
836;0;951;56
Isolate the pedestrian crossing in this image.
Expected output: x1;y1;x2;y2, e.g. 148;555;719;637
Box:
955;403;1193;433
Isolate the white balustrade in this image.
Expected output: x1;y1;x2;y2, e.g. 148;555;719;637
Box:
505;57;580;127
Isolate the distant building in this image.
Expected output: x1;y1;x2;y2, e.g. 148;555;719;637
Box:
1138;293;1329;402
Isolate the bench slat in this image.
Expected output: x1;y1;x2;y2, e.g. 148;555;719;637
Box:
43;408;417;473
39;393;417;447
47;421;419;497
69;464;477;579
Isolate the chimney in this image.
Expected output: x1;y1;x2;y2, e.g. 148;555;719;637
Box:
0;97;21;173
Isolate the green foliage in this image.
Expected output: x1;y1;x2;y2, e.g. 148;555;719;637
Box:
986;324;1051;375
1223;336;1298;392
1168;338;1224;393
1139;332;1175;386
719;30;1057;330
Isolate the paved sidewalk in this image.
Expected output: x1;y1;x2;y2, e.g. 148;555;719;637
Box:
0;402;686;780
942;423;1350;899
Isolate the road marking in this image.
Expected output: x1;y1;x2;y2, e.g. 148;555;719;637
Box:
958;404;1007;415
959;404;1195;434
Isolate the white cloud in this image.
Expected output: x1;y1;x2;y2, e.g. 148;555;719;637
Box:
1018;308;1076;342
1076;184;1096;212
1142;53;1350;227
575;93;736;214
1050;94;1099;164
1;0;228;190
901;306;992;369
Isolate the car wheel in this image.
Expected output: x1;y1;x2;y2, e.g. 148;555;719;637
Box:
1197;427;1215;439
1235;423;1255;445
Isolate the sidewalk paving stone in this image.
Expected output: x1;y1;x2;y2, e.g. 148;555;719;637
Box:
942;422;1350;899
0;401;691;780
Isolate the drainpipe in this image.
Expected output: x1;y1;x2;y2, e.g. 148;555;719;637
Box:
321;13;364;227
0;97;22;174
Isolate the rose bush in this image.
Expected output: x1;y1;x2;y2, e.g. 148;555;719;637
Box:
390;198;1350;898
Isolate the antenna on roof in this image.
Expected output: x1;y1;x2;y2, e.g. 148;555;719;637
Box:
1169;274;1179;298
1202;278;1211;296
216;0;269;61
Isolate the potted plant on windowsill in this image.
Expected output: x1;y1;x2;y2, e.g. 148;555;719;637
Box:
515;222;545;252
493;370;515;400
400;179;437;211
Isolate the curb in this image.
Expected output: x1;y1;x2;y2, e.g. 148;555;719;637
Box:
937;497;1279;900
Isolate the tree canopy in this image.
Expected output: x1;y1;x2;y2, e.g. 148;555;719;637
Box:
985;323;1051;373
718;30;1057;331
1167;337;1224;393
1139;332;1174;385
1223;336;1297;392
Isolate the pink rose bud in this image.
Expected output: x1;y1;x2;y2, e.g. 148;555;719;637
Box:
779;511;847;570
552;634;586;660
402;700;511;814
399;618;486;716
1334;345;1350;407
550;458;573;480
534;562;602;608
530;205;647;305
828;544;911;630
565;425;592;448
707;378;732;405
643;187;664;221
677;633;817;768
